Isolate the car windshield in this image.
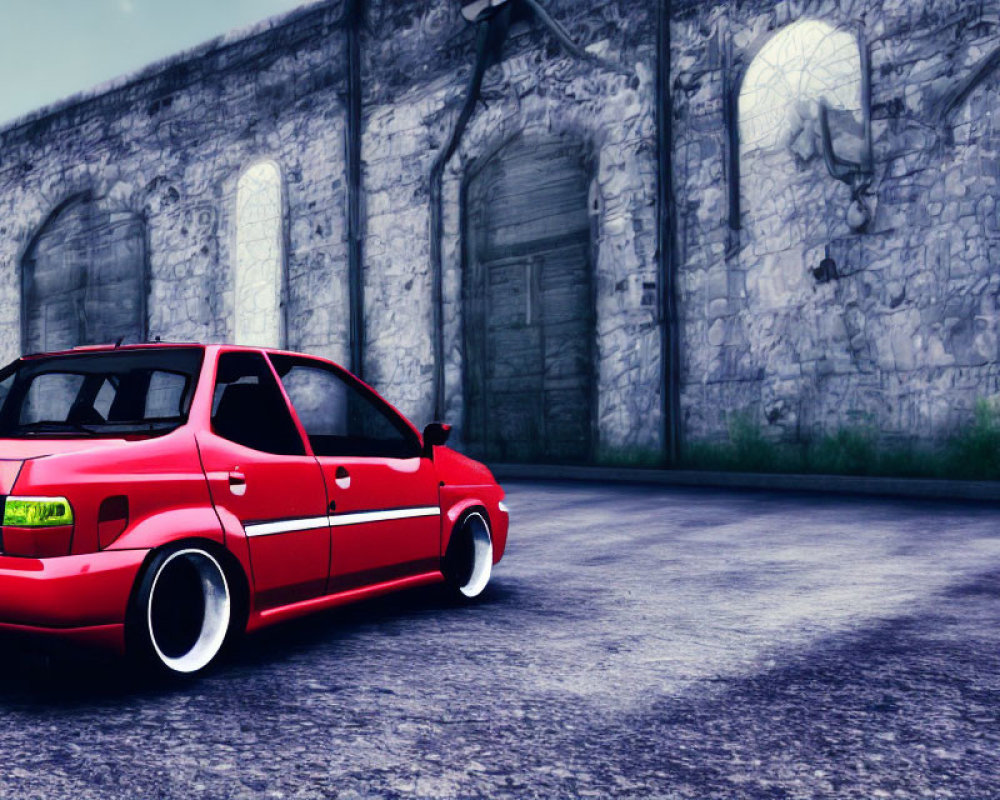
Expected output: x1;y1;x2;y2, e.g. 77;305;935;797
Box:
0;347;204;438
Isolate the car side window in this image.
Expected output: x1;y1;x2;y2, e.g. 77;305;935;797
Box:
21;373;85;424
211;352;305;456
145;370;189;419
0;371;13;411
269;355;420;459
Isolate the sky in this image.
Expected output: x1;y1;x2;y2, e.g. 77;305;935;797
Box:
0;0;321;126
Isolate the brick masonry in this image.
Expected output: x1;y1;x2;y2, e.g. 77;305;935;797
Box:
0;0;998;460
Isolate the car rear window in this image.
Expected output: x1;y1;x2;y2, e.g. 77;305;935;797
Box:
0;347;204;438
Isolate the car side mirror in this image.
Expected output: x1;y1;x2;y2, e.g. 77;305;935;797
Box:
422;422;451;458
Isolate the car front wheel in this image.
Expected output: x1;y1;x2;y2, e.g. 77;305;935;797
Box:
443;511;493;599
127;545;234;676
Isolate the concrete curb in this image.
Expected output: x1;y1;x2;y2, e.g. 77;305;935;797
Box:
488;463;1000;503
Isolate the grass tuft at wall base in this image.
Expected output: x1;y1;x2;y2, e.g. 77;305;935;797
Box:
682;400;1000;481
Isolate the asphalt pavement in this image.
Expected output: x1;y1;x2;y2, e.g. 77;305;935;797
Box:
1;480;999;799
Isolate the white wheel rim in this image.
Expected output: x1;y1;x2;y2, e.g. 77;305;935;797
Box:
460;512;493;598
147;548;231;674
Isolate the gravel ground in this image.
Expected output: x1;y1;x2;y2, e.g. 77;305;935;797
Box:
1;480;999;799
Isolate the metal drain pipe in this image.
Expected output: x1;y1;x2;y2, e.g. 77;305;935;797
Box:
657;0;681;464
345;0;365;379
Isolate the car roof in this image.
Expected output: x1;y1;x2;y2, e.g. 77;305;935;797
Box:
20;342;350;372
18;342;330;359
21;341;207;359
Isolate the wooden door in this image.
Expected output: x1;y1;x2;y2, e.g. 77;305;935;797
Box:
23;197;146;352
464;138;594;463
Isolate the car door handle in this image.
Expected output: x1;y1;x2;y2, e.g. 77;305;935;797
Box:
334;466;350;490
228;471;247;496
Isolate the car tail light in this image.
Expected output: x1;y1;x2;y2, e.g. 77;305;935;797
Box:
1;496;75;557
3;497;74;527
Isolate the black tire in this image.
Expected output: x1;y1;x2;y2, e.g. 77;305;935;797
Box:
443;511;493;599
126;543;238;677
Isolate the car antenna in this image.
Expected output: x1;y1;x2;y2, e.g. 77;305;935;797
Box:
114;336;125;349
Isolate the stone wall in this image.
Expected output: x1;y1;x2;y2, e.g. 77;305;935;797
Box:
0;3;352;369
3;0;1000;461
673;0;1000;447
0;0;661;458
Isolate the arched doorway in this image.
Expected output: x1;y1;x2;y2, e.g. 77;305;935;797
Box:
22;195;146;353
463;137;595;463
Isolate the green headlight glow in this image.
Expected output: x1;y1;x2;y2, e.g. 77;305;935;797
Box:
3;497;74;527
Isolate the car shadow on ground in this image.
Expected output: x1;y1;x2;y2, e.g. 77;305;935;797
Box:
0;580;520;707
229;580;518;668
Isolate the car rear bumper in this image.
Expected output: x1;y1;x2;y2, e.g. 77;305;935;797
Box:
0;549;148;652
0;621;127;654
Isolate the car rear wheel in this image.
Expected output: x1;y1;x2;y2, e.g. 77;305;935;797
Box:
443;511;493;599
128;545;234;676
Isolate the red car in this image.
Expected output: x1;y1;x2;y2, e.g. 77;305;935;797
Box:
0;344;507;676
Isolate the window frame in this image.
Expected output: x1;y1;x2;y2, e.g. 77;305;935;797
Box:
208;349;308;457
266;352;423;461
0;347;203;438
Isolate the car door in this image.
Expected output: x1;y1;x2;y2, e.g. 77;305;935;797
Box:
268;353;440;594
197;350;330;609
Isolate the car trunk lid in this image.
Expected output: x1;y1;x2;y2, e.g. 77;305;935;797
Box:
0;438;130;493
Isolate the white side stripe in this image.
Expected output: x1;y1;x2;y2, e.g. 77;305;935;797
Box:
244;516;329;537
327;506;440;527
244;506;440;538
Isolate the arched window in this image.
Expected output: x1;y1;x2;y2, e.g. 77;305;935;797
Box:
234;161;285;348
739;19;861;156
735;19;864;243
22;195;146;352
